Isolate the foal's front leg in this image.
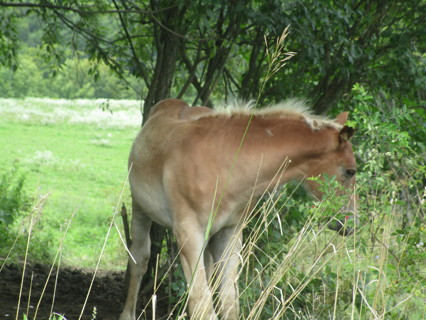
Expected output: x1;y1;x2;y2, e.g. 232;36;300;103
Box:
209;227;242;320
174;220;218;320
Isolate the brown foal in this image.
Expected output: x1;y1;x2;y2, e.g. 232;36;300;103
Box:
119;98;357;320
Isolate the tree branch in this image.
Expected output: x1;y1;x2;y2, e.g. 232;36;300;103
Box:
112;0;150;83
53;9;140;93
0;1;167;15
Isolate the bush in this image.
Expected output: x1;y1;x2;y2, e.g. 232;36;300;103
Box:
0;166;29;230
0;166;52;263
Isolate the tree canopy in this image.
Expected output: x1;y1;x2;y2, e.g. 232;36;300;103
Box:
1;0;424;118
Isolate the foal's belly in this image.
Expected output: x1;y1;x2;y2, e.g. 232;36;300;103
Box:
131;180;174;228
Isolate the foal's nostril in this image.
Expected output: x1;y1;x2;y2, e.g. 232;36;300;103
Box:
346;169;356;177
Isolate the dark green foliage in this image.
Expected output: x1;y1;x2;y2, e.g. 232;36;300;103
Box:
347;84;425;284
260;0;425;112
0;9;19;70
0;0;424;115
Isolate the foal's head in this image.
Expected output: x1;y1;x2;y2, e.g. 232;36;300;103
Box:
304;112;357;236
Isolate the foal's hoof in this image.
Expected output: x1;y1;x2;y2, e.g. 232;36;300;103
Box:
118;312;135;320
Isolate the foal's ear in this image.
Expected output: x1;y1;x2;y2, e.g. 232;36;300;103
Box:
336;112;355;142
339;126;355;142
335;112;349;125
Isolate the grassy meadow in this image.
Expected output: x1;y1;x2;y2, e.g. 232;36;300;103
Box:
0;98;143;269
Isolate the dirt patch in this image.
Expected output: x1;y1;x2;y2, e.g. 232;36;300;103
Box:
0;262;126;320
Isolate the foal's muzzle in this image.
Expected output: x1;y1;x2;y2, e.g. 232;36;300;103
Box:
327;216;354;236
327;195;358;236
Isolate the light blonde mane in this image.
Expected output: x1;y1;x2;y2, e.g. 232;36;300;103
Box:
195;99;342;131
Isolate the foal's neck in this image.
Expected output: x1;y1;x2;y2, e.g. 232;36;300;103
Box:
233;116;338;191
249;116;337;159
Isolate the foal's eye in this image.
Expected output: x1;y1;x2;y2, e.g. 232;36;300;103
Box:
345;169;356;177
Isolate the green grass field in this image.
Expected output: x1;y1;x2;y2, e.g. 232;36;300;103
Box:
0;98;143;269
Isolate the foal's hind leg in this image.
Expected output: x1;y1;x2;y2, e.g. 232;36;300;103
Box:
120;202;152;320
209;227;242;320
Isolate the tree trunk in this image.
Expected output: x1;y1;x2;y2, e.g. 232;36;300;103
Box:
239;31;265;101
142;1;185;123
311;77;352;114
143;32;179;123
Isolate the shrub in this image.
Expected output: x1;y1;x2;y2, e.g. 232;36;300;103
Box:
0;166;30;232
0;165;52;263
